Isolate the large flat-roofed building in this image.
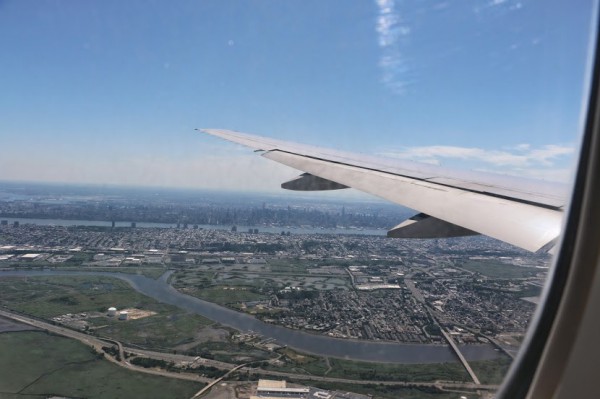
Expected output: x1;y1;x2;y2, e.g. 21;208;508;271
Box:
250;379;309;399
258;380;286;389
250;380;371;399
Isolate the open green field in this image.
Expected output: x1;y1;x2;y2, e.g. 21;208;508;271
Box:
0;250;166;280
265;347;470;383
187;286;267;305
172;270;217;288
0;275;215;349
470;355;513;384
326;358;469;382
247;274;349;290
0;331;203;399
172;260;351;304
0;275;174;317
265;347;330;375
0;275;156;318
190;340;275;364
93;312;215;349
460;260;540;279
264;258;313;273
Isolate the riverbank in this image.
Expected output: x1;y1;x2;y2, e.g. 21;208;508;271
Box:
0;217;386;236
0;269;501;364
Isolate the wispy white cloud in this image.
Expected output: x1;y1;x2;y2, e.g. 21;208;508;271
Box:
432;2;449;11
383;146;526;166
382;143;575;166
380;143;576;181
519;167;574;181
375;0;411;93
474;166;574;183
475;0;524;14
513;143;531;151
509;2;523;10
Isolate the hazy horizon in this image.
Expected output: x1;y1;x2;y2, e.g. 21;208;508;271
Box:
1;1;591;190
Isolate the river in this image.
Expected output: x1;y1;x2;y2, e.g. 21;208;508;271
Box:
0;217;386;236
0;269;503;364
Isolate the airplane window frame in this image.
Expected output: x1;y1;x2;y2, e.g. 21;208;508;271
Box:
498;8;600;398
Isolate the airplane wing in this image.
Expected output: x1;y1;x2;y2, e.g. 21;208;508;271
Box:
198;128;568;253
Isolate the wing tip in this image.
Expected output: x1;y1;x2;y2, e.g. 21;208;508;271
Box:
197;128;239;137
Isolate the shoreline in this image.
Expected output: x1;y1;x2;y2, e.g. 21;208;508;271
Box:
0;269;503;364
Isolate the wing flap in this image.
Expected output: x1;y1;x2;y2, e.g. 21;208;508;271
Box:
264;150;562;252
388;213;479;239
282;173;349;191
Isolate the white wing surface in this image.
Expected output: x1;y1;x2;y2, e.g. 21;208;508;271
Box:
199;128;568;252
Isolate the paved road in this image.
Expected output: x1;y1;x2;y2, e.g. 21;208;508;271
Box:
0;308;211;384
404;272;482;385
191;363;248;399
440;329;481;385
243;367;499;391
128;347;234;370
0;308;499;394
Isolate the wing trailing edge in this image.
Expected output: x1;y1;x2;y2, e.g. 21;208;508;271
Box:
282;173;349;191
198;128;566;252
388;213;479;239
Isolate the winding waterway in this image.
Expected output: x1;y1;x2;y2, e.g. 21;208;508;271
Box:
0;217;386;236
0;269;502;364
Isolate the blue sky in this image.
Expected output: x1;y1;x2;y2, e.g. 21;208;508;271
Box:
0;0;596;192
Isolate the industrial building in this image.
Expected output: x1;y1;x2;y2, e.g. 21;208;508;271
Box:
251;379;309;399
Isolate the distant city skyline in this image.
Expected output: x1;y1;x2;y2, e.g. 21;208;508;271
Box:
0;1;594;192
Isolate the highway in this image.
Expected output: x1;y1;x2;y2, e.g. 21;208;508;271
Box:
404;269;482;385
191;363;248;399
244;367;499;390
0;309;212;384
0;308;500;396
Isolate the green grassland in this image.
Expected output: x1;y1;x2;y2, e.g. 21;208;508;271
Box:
460;260;540;279
92;312;214;349
171;260;351;306
0;275;152;317
469;356;513;384
264;347;330;375
1;250;167;279
172;270;217;288
187;286;267;305
326;358;469;382
264;258;313;273
0;331;203;399
265;347;470;383
0;275;167;317
0;275;214;349
189;340;275;364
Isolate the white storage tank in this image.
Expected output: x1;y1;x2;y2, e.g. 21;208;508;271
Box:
118;311;129;320
107;307;117;317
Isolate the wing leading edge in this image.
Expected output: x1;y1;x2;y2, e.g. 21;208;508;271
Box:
198;128;566;253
